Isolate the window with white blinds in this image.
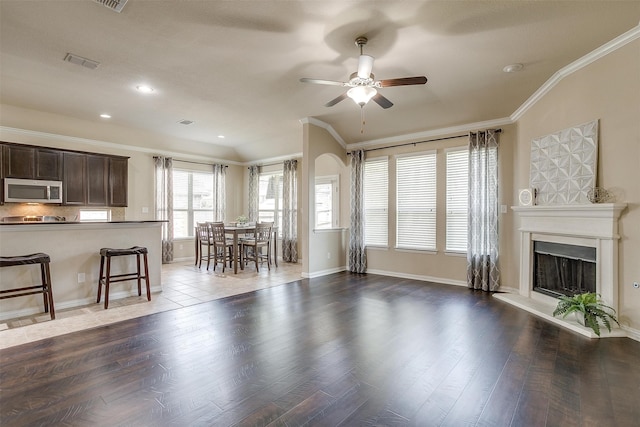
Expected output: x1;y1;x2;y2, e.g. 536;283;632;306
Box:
364;157;388;247
396;152;436;250
446;149;469;252
172;169;214;239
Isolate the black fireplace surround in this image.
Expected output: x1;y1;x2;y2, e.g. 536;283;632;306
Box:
533;241;596;298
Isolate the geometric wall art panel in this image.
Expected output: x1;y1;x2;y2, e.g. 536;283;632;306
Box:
529;119;598;205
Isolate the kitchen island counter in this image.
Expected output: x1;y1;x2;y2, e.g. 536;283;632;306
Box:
0;221;165;320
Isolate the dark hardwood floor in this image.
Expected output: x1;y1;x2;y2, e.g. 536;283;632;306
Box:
1;272;639;426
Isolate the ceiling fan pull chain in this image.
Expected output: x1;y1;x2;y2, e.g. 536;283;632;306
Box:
360;106;365;134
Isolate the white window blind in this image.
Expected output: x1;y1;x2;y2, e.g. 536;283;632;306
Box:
258;171;283;234
396;152;436;250
446;149;469;252
364;157;388;246
172;169;214;238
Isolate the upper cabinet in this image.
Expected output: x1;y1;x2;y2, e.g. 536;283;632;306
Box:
109;157;128;207
2;142;128;207
2;144;63;180
62;152;87;205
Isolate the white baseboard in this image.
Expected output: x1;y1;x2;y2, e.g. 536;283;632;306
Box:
621;325;640;342
366;269;467;287
302;266;346;279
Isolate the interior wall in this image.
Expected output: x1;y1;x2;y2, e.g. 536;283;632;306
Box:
362;124;516;286
513;39;640;332
0;105;246;263
302;122;348;277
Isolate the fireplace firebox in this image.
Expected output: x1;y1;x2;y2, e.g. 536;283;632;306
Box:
533;241;596;298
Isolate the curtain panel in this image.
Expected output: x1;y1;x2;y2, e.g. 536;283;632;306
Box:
349;149;367;273
213;164;226;222
154;156;174;263
247;165;259;223
282;159;298;263
467;130;500;291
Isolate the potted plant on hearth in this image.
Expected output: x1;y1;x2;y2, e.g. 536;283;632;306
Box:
552;292;619;336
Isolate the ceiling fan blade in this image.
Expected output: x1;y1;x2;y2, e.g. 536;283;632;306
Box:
357;55;374;79
300;78;347;87
372;93;393;109
325;93;349;107
378;76;427;87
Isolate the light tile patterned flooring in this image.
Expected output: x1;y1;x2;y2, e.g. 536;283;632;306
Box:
0;258;302;349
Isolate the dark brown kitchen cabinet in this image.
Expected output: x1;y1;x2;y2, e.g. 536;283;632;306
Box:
109;157;128;207
87;155;109;205
2;142;128;207
1;144;62;180
63;152;87;205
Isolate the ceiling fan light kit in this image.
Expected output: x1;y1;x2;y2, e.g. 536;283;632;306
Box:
347;86;377;106
300;36;427;109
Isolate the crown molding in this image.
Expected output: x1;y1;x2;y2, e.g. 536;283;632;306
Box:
511;24;640;121
0;126;244;166
245;152;303;167
299;117;346;149
346;116;513;150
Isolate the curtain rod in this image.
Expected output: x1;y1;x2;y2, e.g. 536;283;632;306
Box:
348;128;502;154
159;157;228;167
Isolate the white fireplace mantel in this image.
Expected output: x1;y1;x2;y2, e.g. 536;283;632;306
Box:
496;203;627;338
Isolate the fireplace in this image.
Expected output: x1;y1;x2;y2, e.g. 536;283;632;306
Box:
533;241;596;298
496;203;627;338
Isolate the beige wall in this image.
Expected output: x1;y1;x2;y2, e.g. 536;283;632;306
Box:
0;106;246;263
302;122;349;276
361;124;516;286
513;40;640;331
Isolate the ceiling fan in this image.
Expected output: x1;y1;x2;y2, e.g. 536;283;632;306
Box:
300;36;427;109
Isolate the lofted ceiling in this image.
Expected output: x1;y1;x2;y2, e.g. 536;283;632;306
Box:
1;1;639;163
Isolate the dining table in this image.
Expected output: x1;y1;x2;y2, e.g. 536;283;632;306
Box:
194;224;278;274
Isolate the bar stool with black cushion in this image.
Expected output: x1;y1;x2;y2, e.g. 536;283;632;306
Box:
0;253;55;320
241;223;272;272
97;246;150;309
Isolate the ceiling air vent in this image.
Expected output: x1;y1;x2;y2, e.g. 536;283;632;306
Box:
178;120;194;125
64;53;100;70
93;0;128;13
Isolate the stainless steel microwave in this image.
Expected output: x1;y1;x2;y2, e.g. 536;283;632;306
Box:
3;178;63;203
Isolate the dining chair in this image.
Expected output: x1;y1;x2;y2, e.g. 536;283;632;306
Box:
196;222;215;270
241;223;272;272
257;221;275;266
208;222;234;272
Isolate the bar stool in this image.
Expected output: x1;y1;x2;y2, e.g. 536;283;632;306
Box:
97;246;150;309
0;253;55;320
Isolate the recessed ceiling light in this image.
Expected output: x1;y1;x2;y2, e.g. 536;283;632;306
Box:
503;63;524;73
136;85;154;94
100;113;111;119
218;135;225;139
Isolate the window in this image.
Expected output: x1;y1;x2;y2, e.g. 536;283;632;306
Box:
78;209;111;222
172;169;214;238
315;175;339;229
396;152;436;250
258;171;283;231
364;157;388;246
446;149;469;252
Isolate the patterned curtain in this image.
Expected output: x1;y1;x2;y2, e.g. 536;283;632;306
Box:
248;165;259;222
349;149;367;273
213;164;226;222
282;159;298;262
467;130;500;291
154;156;173;263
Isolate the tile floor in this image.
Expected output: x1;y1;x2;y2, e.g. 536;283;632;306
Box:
0;258;302;349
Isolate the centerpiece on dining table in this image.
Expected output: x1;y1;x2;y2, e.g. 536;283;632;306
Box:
235;215;248;227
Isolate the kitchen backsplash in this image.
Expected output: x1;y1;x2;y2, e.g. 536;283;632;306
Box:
0;205;125;221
